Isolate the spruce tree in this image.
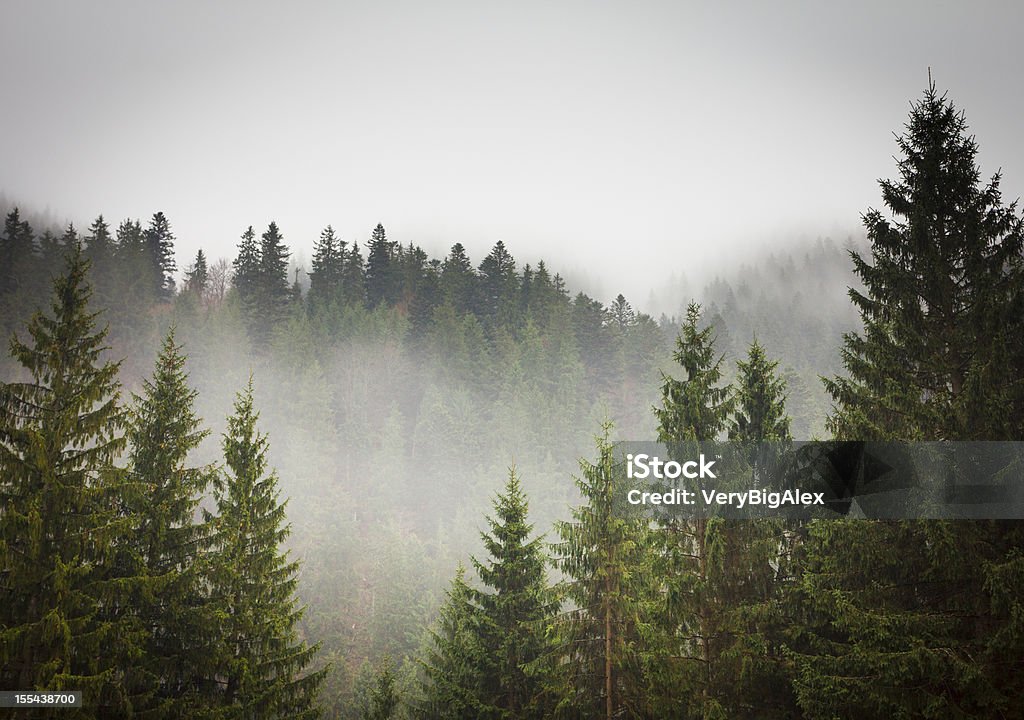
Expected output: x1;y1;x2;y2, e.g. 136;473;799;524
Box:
418;564;486;719
184;249;210;298
205;377;325;719
823;81;1024;441
440;243;476;314
365;223;395;307
652;302;750;719
0;244;138;714
144;212;177;300
342;241;366;306
123;329;218;718
471;469;554;718
654;301;733;443
257;221;291;316
796;82;1024;719
231;226;260;303
0;208;35;297
308;225;344;308
476;241;517;325
547;424;657;720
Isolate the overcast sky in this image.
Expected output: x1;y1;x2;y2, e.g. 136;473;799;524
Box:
2;1;1023;307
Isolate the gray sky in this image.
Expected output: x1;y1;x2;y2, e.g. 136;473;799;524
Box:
2;0;1023;308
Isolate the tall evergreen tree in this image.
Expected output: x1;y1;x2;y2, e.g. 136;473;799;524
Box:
205;377;325;719
651;302;746;719
418;564;486;719
547;425;657;720
477;241;517;325
471;469;555;718
144;212;177;300
342;240;366;307
231;226;260;303
0;245;137;714
797;82;1024;719
123;329;218;718
365;223;395;307
824;81;1024;441
184;249;210;299
730;339;790;447
308;225;344;308
0;208;35;297
440;243;476;314
258;221;291;314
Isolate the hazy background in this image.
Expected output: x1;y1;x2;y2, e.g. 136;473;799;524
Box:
2;0;1023;306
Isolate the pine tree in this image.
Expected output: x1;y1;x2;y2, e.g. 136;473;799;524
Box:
824;81;1024;441
144;212;177;300
258;221;291;315
0;244;138;714
123;328;218;718
365;223;396;307
471;469;555;718
342;241;366;307
476;241;517;325
654;301;733;443
418;564;486;719
231;226;260;303
205;377;325;719
730;339;790;447
440;242;476;314
184;249;210;298
795;82;1024;719
547;424;657;719
652;301;748;719
362;657;399;720
308;225;344;308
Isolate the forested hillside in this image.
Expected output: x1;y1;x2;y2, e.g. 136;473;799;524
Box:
2;83;1023;718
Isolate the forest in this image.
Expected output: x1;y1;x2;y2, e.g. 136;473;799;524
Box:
1;84;1023;719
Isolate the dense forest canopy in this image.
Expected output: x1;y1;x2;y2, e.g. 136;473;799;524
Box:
1;83;1023;718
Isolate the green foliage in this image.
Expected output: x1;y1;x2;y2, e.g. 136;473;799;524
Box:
824;82;1024;441
0;245;136;715
123;328;218;718
471;469;556;718
204;377;326;719
548;425;658;719
654;302;734;443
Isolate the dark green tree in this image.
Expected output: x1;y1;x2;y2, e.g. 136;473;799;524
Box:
418;564;486;719
824;82;1024;441
184;249;210;299
797;82;1024;719
730;339;790;446
0;245;137;715
440;243;476;314
341;240;366;306
258;221;291;315
362;657;398;720
471;469;555;718
654;301;733;443
365;223;396;307
308;225;344;308
144;212;177;300
205;377;325;719
547;425;657;720
476;241;517;325
231;226;260;303
123;328;218;718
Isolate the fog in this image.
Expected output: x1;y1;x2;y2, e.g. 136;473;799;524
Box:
3;2;1024;306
